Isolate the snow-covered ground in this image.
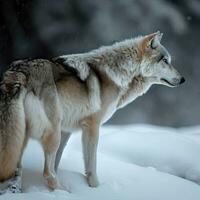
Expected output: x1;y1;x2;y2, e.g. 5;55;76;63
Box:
1;124;200;200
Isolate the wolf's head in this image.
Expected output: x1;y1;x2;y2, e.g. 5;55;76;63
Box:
137;31;185;87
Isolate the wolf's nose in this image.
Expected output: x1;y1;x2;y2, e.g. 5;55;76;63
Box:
180;77;185;84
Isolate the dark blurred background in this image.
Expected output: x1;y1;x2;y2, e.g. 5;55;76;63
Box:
0;0;199;127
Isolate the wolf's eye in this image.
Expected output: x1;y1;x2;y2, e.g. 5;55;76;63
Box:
163;58;168;64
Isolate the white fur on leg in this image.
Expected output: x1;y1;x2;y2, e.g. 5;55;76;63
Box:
44;152;61;190
82;126;99;187
87;70;101;112
49;152;65;190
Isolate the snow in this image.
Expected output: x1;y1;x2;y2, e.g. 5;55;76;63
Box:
1;124;200;200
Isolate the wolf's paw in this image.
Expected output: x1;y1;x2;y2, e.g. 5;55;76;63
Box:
8;183;22;193
86;173;99;187
46;176;58;190
8;171;22;193
44;174;65;191
0;184;22;195
0;173;22;195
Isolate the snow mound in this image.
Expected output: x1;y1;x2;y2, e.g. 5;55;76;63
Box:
1;124;200;200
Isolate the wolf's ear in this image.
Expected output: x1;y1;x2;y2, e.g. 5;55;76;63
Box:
142;31;163;49
150;31;163;49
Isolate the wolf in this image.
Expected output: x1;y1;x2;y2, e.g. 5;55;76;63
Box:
53;31;185;187
0;31;184;193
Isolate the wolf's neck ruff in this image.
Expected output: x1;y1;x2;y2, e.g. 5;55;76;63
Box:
83;38;143;89
56;36;154;90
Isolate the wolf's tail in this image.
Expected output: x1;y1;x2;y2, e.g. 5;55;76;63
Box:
0;69;27;181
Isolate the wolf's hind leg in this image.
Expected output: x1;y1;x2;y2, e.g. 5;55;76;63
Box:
82;121;100;187
0;137;27;195
55;131;71;172
9;134;30;193
42;130;62;190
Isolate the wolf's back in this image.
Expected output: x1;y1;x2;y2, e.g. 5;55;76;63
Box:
0;67;27;181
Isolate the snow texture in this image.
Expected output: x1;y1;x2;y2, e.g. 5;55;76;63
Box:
1;124;200;200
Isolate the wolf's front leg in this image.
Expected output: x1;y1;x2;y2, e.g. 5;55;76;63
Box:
82;122;100;187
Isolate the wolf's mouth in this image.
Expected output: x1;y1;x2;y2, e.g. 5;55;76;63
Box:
160;78;176;87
